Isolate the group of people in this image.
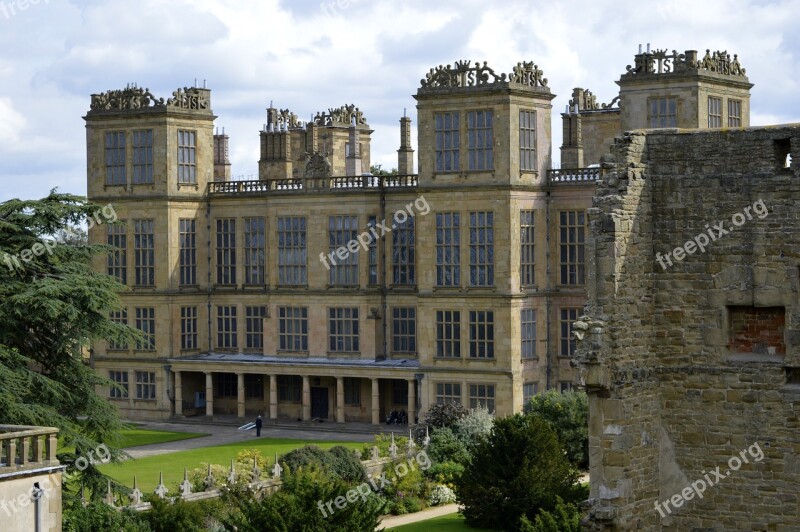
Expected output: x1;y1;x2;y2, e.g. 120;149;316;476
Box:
386;410;408;425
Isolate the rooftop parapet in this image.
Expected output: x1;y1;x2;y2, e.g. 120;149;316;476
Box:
417;59;551;94
87;85;213;115
621;46;749;80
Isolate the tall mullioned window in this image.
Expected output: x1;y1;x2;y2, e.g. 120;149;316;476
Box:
649;97;677;128
392;216;415;285
469;211;494;286
392;307;416;354
559;211;585;285
520;210;535;287
216;305;237;349
135;307;155;351
434;112;460;172
436;310;461;358
108;309;128;350
436;212;460;286
708;96;722;128
180;306;197;350
177;130;196;184
728;99;742;127
245;306;267;349
132;129;154;184
278;216;307;286
521;309;536;359
519;110;537;171
107;223;126;284
109;371;128;399
367;216;378;285
179;219;196;286
560;307;581;357
329;308;359;352
467;110;493;170
216;218;236;285
244;217;266;285
469;310;494;359
469;384;495;411
436;383;462;405
279;307;308;352
134;219;155;286
329;215;359;286
135;371;156;400
105;131;126;185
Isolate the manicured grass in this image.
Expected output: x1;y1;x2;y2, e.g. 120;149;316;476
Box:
387;512;498;531
114;428;208;448
99;438;363;492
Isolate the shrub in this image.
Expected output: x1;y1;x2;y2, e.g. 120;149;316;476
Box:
453;405;494;445
524;390;589;469
424;460;464;486
423;403;468;429
326;445;367;483
518;496;582;532
280;445;330;473
143;497;225;532
426;427;471;465
455;413;583;531
361;433;409;460
63;500;149;532
428;484;457;506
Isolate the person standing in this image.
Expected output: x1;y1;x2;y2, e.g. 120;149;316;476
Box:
255;415;263;437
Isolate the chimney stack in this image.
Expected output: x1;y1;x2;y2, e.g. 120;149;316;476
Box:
397;111;414;175
214;129;231;181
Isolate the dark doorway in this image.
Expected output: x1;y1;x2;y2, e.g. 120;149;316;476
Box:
311;387;329;419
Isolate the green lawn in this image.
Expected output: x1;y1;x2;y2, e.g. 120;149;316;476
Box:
114;428;208;448
99;438;363;492
387;512;498;531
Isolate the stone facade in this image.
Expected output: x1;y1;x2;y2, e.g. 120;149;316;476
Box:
577;126;800;530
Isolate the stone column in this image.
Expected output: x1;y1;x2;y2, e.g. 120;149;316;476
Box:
269;374;278;420
336;377;345;423
407;378;416;424
205;372;214;417
371;378;380;425
174;371;183;416
237;373;246;418
302;376;311;421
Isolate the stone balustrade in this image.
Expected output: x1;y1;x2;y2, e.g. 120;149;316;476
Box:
0;425;60;474
208;174;419;196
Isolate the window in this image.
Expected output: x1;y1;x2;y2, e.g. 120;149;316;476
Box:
180;306;197;350
105;131;126;185
132;129;153;184
135;371;156;400
177;130;196;184
367;216;378;285
216;218;236;285
559;211;585;285
708;96;722;128
467;110;493;170
244;217;266;285
469;310;494;359
108;310;128;350
392;307;416;354
344;378;361;405
436;383;462;405
560;381;573;393
278;375;302;402
216;305;237;349
215;373;237;398
436;212;460;286
560;307;581;357
728;99;742;127
469;384;495;411
133;219;155;286
519;110;537;171
278;216;307;286
523;382;538;404
279;307;308;351
246;306;267;350
135;307;155;351
109;371;128;399
393;380;408;405
107;223;126;284
436;310;461;358
521;309;536;359
245;375;264;399
649;97;677;128
329;308;359;352
728;306;786;355
520;210;535;286
392;216;415;285
179;219;196;286
329;215;359;286
434;112;460;172
469;211;494;286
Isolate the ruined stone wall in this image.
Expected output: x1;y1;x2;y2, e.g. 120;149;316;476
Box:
580;125;800;530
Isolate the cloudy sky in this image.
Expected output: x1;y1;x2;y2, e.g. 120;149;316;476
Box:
1;0;799;202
